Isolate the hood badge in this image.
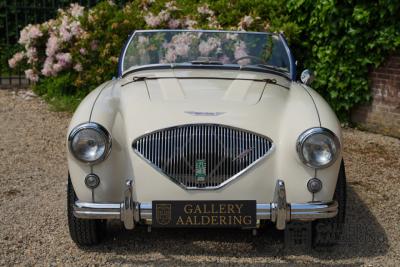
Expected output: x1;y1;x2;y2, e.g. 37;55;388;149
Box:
195;159;207;182
185;111;226;116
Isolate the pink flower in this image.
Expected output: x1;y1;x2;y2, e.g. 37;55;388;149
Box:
207;17;220;29
18;24;43;45
41;57;54;76
184;18;197;29
8;52;24;68
168;19;180;29
197;4;214;16
79;48;87;55
158;10;170;21
70;21;84;37
55;52;72;66
8;58;17;68
144;13;161;27
74;63;83;72
25;69;39;82
69;3;84;18
18;27;30;45
53;63;63;73
238;15;254;30
165;1;178;11
46;35;59;57
60;27;72;41
60;16;72;42
90;40;99;51
26;47;38;64
28;25;42;39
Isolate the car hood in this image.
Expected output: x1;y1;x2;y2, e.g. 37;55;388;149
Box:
123;69;291;105
90;69;320;142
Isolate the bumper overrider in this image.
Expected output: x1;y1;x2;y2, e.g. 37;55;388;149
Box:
73;180;338;230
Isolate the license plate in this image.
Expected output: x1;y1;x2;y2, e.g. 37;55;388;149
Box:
152;200;256;228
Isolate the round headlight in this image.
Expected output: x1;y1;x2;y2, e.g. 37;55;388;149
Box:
68;123;112;164
297;128;340;169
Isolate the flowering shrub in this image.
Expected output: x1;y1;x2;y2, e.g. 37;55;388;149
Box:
9;0;398;119
9;4;85;82
7;0;295;111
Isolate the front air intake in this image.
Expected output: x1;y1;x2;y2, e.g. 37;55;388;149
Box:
132;124;273;189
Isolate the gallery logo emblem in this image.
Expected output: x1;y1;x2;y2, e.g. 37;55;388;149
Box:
155;204;171;225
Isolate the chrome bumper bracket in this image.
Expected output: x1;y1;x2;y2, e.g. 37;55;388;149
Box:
271;180;290;230
120;179;135;230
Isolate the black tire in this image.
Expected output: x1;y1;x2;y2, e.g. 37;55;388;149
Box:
312;159;347;247
67;175;106;246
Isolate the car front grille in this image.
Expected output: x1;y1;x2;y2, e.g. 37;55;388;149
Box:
132;124;273;189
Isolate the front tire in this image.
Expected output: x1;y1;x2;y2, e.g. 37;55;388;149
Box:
67;176;106;246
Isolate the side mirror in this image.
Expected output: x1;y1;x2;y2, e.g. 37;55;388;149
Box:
300;69;315;85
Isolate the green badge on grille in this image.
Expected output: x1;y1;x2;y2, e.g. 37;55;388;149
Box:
195;159;207;182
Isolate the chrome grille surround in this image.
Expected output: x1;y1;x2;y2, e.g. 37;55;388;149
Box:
132;124;274;189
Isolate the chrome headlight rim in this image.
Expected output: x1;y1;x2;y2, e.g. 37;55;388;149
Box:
68;122;112;165
296;127;340;169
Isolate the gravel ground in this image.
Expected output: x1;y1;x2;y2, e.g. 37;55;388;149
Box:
0;89;399;266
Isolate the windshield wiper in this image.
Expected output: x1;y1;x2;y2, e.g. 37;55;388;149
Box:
190;60;223;65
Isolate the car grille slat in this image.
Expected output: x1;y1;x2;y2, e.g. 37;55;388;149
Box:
133;124;273;189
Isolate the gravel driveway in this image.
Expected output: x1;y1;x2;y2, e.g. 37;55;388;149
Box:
0;89;399;266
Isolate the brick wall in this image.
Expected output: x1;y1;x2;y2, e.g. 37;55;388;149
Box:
351;54;400;138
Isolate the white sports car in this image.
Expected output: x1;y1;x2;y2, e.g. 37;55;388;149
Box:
67;30;346;246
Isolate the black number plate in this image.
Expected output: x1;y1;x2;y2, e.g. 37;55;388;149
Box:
152;200;256;228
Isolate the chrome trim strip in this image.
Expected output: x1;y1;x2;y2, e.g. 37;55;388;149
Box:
139;202;152;220
132;124;275;190
290;201;338;220
73;202;121;219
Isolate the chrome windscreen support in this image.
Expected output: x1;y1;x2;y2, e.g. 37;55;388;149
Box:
271;179;290;230
121;179;135;230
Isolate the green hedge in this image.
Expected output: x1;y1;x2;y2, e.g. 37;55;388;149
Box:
8;0;400;119
288;0;400;120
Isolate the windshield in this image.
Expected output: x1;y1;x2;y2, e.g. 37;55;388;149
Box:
121;30;291;75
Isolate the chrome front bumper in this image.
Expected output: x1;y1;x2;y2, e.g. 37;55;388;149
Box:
73;180;338;230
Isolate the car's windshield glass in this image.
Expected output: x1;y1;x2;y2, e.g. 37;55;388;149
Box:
122;30;290;74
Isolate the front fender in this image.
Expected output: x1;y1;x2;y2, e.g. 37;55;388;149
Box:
67;80;115;202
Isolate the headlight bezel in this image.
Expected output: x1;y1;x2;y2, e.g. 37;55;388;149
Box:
68;122;112;165
296;127;340;169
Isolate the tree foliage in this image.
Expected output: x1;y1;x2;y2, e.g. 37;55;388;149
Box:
288;0;400;120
